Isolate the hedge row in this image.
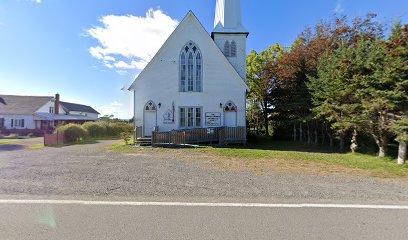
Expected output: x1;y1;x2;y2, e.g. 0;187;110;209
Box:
56;122;133;143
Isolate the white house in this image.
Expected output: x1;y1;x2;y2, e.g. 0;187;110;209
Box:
0;94;99;133
129;0;249;138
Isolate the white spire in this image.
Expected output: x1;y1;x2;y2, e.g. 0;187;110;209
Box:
213;0;247;33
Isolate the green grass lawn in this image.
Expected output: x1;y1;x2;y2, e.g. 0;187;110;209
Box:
108;138;408;179
27;144;46;150
202;140;408;178
107;140;140;153
0;139;24;145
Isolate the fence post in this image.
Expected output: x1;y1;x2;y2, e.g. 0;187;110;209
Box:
152;131;155;146
218;127;224;146
133;127;138;145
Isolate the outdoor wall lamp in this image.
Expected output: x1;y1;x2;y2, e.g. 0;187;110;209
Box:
220;103;223;108
158;103;162;108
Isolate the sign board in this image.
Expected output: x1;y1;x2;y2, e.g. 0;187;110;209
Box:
205;112;221;127
163;109;173;124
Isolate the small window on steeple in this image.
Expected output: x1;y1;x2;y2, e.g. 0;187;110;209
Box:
224;41;230;57
230;41;237;57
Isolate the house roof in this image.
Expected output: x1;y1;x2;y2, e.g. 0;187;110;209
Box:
0;95;52;115
33;112;97;121
129;10;249;91
60;101;99;114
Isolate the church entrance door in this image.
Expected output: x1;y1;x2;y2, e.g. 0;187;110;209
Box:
143;101;157;137
224;101;237;127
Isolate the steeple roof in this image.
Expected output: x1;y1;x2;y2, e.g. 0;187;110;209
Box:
213;0;248;34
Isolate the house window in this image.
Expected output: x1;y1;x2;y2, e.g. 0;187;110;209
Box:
12;119;25;128
0;118;4;128
49;107;55;114
180;41;202;92
179;107;202;128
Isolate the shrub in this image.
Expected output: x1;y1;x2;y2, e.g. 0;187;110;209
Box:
120;132;132;145
82;122;107;138
105;122;133;136
246;132;258;144
57;124;88;143
7;134;18;139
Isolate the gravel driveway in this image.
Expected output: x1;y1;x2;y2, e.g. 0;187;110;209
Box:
0;140;407;204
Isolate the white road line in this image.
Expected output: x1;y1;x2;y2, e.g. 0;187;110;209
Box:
0;199;407;209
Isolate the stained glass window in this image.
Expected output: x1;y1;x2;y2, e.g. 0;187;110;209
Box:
180;41;202;92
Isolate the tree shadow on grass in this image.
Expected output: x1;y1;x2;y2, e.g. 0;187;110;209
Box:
219;137;400;158
47;140;100;148
218;137;344;154
0;144;26;151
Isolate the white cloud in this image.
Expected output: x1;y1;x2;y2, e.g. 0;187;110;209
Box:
87;8;178;72
116;70;129;75
110;101;123;107
113;60;148;70
30;0;42;3
335;0;344;14
98;101;132;119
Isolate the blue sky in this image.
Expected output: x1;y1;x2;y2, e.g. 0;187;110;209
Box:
0;0;407;118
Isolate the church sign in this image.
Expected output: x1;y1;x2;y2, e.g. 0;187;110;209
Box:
163;109;174;124
205;112;221;127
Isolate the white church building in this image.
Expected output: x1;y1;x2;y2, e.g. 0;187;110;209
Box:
129;0;249;138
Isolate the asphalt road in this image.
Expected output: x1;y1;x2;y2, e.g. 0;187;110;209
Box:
1;140;408;204
1;140;408;239
0;200;407;240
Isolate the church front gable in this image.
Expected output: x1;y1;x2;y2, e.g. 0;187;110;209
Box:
130;11;248;93
131;10;248;134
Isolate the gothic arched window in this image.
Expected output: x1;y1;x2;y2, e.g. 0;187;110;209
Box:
145;100;157;111
224;101;237;112
187;52;194;91
230;41;237;57
180;41;202;92
180;53;186;91
224;41;231;57
196;52;202;92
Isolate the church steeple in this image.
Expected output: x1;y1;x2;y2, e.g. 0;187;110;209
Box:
212;0;248;81
213;0;248;34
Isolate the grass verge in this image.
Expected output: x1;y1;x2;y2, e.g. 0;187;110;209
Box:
206;145;408;178
0;139;24;145
27;144;46;150
107;139;408;179
106;140;138;153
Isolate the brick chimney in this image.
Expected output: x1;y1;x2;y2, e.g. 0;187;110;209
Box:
55;93;60;115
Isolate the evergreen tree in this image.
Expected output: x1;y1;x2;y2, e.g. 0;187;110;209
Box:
308;42;364;151
386;22;408;163
394;118;408;164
